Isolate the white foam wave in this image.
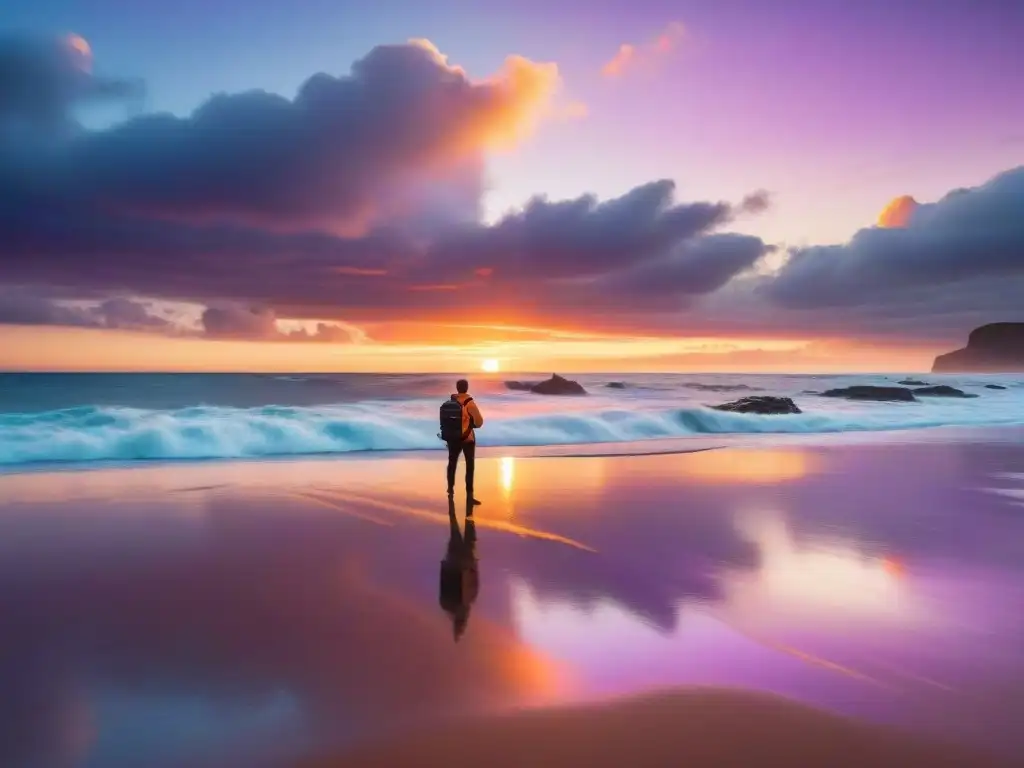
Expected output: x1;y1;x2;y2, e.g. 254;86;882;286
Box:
2;400;1024;467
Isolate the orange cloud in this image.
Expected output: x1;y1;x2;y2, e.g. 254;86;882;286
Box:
398;39;561;154
601;44;636;78
64;33;93;73
602;22;685;78
877;195;918;228
471;53;561;151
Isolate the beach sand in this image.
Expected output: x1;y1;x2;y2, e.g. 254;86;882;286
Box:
1;435;1022;766
299;687;1003;768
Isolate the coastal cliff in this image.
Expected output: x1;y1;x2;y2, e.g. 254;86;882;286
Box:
932;323;1024;372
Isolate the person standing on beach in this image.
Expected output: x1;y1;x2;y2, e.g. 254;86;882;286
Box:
443;379;484;504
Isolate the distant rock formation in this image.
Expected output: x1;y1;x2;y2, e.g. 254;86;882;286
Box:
913;385;977;398
985;384;1008;390
506;374;587;395
605;381;627;389
821;386;916;402
711;396;802;414
898;379;929;386
932;323;1024;372
684;383;762;393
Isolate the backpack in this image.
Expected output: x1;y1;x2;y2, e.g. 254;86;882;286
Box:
439;395;473;444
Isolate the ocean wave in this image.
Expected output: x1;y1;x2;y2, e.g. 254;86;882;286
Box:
1;401;1024;467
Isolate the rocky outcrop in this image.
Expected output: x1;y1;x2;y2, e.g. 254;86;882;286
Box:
532;374;587;395
913;385;977;398
898;379;929;386
507;374;587;395
605;381;627;389
985;384;1008;390
933;323;1024;372
821;386;916;402
711;396;802;414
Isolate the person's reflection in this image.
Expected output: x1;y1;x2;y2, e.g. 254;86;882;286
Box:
439;497;479;641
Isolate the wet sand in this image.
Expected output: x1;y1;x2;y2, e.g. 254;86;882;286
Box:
1;435;1022;766
300;688;1002;768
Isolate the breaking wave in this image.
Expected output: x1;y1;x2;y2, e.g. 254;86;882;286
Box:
2;400;1024;467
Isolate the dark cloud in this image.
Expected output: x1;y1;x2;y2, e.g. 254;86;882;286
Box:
0;34;770;339
0;290;99;328
739;189;771;214
96;297;170;330
0;35;143;136
47;40;556;231
0;178;769;331
0;291;168;331
201;305;358;342
425;180;738;280
610;234;772;296
765;166;1024;309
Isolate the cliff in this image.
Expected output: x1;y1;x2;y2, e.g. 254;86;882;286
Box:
932;323;1024;372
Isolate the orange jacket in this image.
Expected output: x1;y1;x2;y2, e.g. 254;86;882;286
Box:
454;392;483;442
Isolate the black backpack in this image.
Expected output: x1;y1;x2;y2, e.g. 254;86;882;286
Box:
439;395;473;444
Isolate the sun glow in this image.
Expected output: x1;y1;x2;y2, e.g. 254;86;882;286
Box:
481;358;501;372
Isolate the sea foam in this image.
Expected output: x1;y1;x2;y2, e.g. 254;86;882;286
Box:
2;399;1023;466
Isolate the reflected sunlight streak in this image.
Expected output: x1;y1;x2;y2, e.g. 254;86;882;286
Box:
676;450;818;484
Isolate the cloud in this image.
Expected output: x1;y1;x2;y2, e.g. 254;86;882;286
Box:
0;291;169;331
876;195;918;228
96;298;171;330
201;305;359;343
36;39;557;234
0;34;143;136
0;34;768;341
424;179;742;281
764;165;1024;309
740;190;772;215
609;234;773;297
601;22;685;78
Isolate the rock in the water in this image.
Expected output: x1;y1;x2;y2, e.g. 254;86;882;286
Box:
529;374;588;396
932;323;1024;372
898;379;930;386
711;396;802;414
913;385;977;398
821;386;916;402
504;380;535;392
985;384;1007;390
605;381;627;389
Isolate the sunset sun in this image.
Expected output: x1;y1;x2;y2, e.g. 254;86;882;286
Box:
481;358;500;373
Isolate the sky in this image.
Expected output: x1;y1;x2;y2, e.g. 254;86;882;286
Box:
1;0;1022;372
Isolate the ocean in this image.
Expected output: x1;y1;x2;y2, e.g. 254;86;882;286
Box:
0;371;1022;468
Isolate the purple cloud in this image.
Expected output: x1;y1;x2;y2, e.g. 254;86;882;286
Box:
765;166;1024;309
0;291;168;331
201;305;357;342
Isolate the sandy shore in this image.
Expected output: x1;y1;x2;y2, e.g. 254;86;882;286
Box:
299;687;1005;768
0;435;1022;766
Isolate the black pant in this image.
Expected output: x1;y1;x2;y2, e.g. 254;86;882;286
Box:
446;441;475;493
